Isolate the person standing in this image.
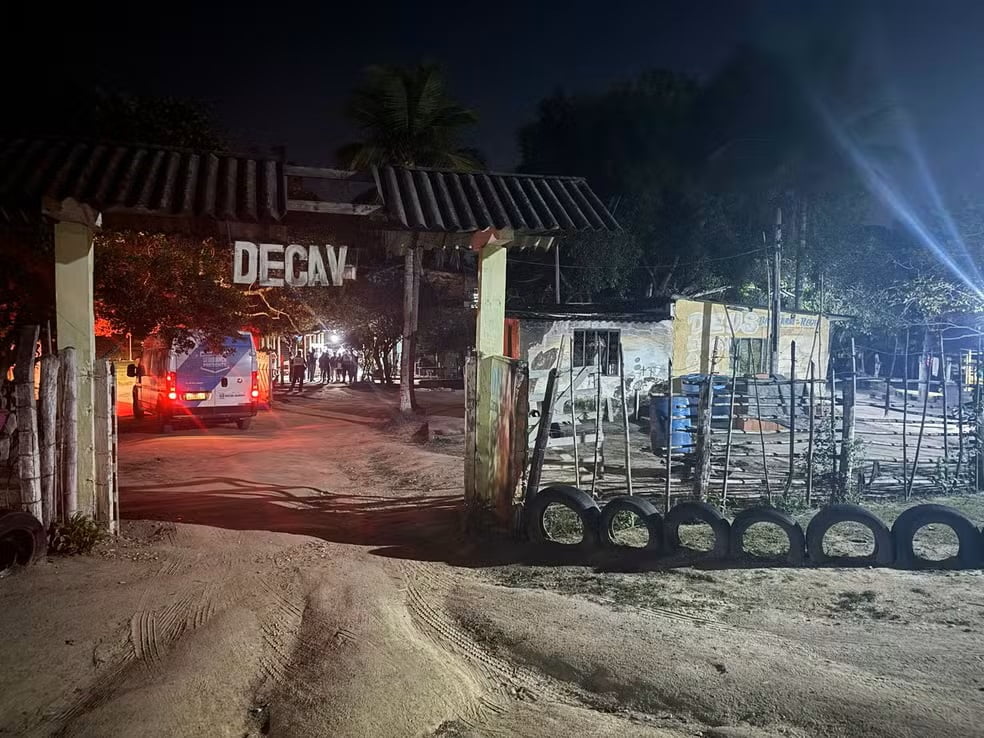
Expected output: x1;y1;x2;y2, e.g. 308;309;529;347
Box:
330;352;341;383
290;351;307;393
319;352;330;383
342;352;356;384
306;349;317;382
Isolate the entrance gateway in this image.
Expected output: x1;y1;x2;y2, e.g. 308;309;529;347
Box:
0;138;619;529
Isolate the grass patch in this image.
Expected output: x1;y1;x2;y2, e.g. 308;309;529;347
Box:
608;510;650;548
677;522;715;552
821;521;875;558
490;566;721;613
831;589;900;621
740;522;791;559
541;503;584;545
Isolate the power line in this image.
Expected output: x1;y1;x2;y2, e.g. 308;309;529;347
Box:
507;246;771;271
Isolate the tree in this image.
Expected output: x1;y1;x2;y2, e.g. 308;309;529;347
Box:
337;63;479;413
516;70;754;302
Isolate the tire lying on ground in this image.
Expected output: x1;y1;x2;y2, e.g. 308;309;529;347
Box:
663;501;730;558
728;506;806;566
525;485;601;548
0;510;46;573
806;503;894;567
598;496;664;551
890;503;984;570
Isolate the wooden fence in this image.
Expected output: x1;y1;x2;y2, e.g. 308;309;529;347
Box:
531;343;983;509
1;325;119;532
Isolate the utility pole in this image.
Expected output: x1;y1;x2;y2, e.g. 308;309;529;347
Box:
770;206;783;377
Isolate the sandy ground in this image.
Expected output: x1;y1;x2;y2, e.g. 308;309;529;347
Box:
1;382;983;737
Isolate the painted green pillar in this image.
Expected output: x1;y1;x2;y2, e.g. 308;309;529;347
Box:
54;215;98;517
475;242;507;358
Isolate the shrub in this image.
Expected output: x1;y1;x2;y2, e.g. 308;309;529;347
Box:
48;514;106;555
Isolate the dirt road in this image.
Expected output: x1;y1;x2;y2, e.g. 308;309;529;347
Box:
1;384;982;737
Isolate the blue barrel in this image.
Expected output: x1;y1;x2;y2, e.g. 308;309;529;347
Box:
649;394;693;452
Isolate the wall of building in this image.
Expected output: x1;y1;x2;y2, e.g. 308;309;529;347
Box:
671;299;830;380
519;317;673;409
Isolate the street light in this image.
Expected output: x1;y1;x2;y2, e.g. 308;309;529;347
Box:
329;333;342;344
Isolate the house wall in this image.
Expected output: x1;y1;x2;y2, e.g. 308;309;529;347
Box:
519;318;674;408
672;298;830;379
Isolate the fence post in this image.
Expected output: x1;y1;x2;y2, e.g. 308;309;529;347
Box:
664;359;673;514
839;338;857;500
807;361;816;506
939;333;949;469
463;351;478;509
57;348;79;519
977;338;984;491
15;326;42;521
754;376;772;504
93;361;115;532
695;376;714;501
591;353;604;497
956;351;965;481
784;341;797;499
907;333;932;499
526;368;558;506
618;345;633;496
39;353;61;529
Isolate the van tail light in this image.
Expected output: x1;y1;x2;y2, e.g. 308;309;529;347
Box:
250;370;259;399
166;371;178;400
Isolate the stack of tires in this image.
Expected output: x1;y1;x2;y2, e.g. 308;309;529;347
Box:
524;485;984;570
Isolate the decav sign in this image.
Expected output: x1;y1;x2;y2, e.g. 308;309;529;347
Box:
232;241;354;287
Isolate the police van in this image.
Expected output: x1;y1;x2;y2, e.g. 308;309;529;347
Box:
127;332;259;432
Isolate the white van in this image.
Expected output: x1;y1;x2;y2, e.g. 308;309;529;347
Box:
127;332;259;432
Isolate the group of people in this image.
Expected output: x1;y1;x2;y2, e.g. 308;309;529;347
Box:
288;348;359;393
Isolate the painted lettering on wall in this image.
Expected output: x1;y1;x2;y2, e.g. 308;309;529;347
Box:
232;241;354;287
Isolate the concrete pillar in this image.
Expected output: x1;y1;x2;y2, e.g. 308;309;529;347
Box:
49;201;99;517
475;242;507;358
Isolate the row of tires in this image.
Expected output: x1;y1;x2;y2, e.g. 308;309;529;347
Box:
525;485;984;569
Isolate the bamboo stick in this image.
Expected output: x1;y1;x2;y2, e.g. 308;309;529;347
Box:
591;349;603;497
956;351;965;480
753;376;772;503
884;335;899;416
907;332;932;500
939;333;949;467
721;343;739;506
58;347;79;519
14;326;42;521
830;366;838;492
39;353;60;529
618;345;633;495
903;328;910;486
807;361;816;506
665;359;673;514
839;338;857;500
94;361;113;530
784;341;797;498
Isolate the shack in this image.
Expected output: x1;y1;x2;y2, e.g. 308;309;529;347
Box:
508;297;833;412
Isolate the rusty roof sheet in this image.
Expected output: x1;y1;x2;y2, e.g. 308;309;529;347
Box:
0;138;286;222
373;165;620;234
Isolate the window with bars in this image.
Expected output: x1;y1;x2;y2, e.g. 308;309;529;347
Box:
572;329;621;375
732;338;767;376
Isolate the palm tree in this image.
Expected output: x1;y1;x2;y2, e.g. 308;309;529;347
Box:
338;64;478;413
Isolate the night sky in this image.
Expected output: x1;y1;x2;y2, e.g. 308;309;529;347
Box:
9;0;984;180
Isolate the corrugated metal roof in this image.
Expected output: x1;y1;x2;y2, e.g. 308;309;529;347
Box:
0;138;286;222
373;165;620;234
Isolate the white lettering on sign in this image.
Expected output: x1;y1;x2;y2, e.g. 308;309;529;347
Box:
232;241;352;287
